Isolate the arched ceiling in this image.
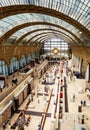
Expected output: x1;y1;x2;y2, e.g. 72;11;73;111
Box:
3;25;82;45
0;0;90;47
0;21;84;46
22;31;76;45
30;33;73;45
12;27;78;45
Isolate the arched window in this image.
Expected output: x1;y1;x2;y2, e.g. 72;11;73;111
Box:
20;55;27;68
32;53;35;59
9;57;19;74
43;38;69;58
0;61;8;76
35;52;39;57
27;53;32;64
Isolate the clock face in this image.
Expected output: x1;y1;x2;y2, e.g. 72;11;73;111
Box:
52;48;59;54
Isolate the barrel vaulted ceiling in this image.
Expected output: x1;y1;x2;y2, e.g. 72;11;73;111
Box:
0;0;90;47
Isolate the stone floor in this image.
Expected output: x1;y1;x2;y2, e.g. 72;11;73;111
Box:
1;65;90;130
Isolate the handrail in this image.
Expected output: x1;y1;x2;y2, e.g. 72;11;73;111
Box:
0;100;13;115
0;77;33;109
36;60;48;72
0;68;33;102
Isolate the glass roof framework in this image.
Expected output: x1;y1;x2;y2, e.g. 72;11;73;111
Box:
38;33;73;43
0;13;89;46
9;24;80;43
31;34;66;45
30;34;73;46
4;25;79;46
11;25;64;40
0;0;90;30
19;28;76;41
19;29;76;45
4;25;80;47
27;34;72;45
0;13;80;37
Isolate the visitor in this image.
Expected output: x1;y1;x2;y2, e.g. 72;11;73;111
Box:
0;85;2;92
73;94;75;102
31;94;33;101
38;99;40;103
83;100;86;106
81;100;83;106
2;122;5;129
81;115;85;124
38;122;41;130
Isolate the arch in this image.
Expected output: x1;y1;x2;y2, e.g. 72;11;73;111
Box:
11;28;81;46
0;5;89;39
0;22;84;46
27;31;76;45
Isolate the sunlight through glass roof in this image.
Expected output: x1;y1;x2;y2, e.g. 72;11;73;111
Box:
0;0;90;47
0;0;90;30
0;13;89;46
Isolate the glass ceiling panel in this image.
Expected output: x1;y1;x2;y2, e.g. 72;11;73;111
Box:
0;0;89;30
0;13;88;45
10;25;75;41
13;31;75;46
23;29;75;41
35;36;72;46
23;30;61;41
11;25;49;38
33;33;72;44
19;30;76;46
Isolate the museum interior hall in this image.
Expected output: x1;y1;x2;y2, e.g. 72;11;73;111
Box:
0;0;90;130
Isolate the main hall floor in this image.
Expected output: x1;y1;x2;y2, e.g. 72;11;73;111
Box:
1;65;90;130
